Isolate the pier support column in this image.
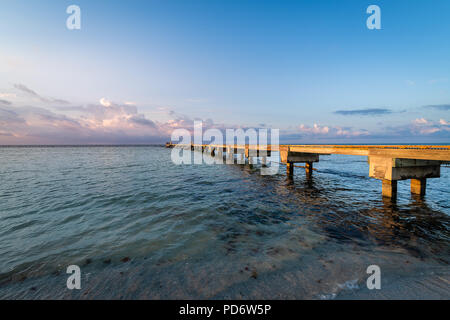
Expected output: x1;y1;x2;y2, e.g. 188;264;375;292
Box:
226;147;233;164
369;157;440;200
261;157;267;167
221;148;227;161
411;178;426;197
305;162;313;179
286;163;294;179
238;153;245;165
245;148;258;166
382;179;397;199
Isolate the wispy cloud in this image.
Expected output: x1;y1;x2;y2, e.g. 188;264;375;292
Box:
334;108;392;116
13;83;69;105
0;99;12;106
423;104;450;111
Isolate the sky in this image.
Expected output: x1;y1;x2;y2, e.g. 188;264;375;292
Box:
0;0;449;144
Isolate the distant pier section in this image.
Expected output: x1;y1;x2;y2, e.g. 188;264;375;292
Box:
166;143;450;200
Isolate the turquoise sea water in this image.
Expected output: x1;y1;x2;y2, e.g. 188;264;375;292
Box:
0;146;449;299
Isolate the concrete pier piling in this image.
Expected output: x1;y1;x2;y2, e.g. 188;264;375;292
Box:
261;157;267;167
411;178;426;197
286;162;294;179
305;162;313;180
382;179;398;199
168;143;450;201
369;157;441;199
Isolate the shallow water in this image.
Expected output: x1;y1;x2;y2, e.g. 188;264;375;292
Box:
0;146;449;299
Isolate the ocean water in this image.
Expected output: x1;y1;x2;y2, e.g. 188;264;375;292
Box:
0;146;449;299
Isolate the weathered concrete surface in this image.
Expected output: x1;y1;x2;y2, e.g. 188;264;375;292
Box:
411;178;427;196
382;179;398;198
286;163;294;178
369;157;440;181
305;162;313;179
280;151;319;164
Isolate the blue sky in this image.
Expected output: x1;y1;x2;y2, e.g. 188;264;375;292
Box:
0;0;449;144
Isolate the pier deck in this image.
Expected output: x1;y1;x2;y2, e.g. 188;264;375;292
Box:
167;143;450;200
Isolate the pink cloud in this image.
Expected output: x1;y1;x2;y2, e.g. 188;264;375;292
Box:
411;118;450;135
294;123;369;138
0;93;228;144
298;123;330;134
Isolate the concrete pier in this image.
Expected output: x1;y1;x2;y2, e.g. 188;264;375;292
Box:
167;143;450;201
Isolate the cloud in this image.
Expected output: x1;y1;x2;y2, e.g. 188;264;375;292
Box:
424;104;450;111
0;93;16;99
298;123;330;134
282;123;369;142
13;83;69;105
0;96;227;144
2;102;449;144
0;105;82;144
129;115;157;128
99;98;112;107
410;118;450;135
413;118;428;125
13;83;38;96
2;85;449;144
334;108;392;116
0;107;26;125
282;117;450;143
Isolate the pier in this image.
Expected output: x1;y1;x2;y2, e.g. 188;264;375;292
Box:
167;143;450;201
